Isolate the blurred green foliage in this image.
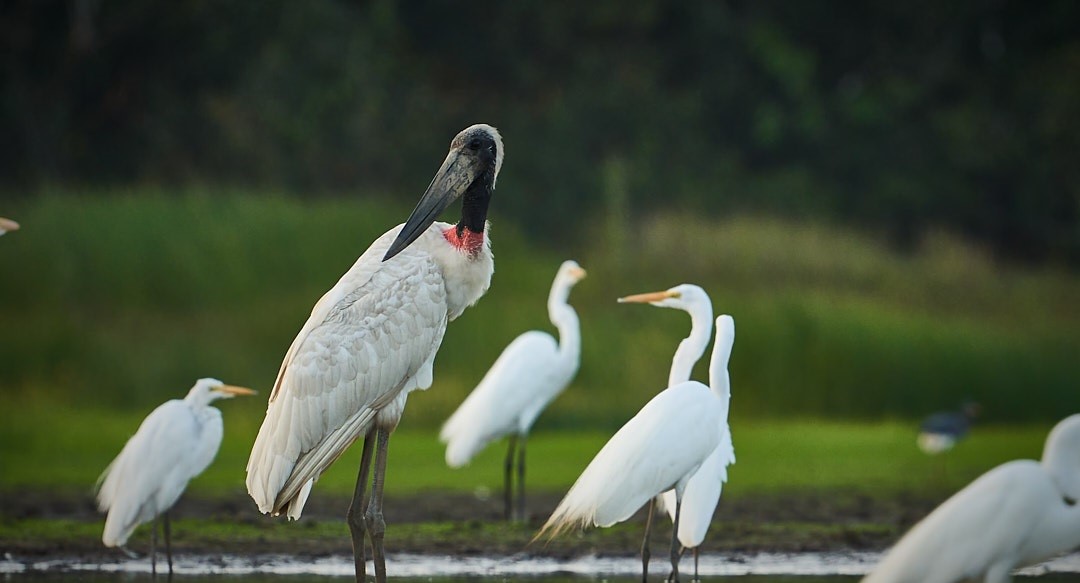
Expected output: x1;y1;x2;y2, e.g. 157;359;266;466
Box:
2;1;1078;263
0;193;1075;423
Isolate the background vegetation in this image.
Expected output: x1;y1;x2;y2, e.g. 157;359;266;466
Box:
0;193;1075;426
3;0;1078;264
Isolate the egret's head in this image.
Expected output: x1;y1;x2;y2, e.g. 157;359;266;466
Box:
1042;413;1080;500
618;284;711;312
556;260;587;287
383;124;503;261
0;217;20;236
187;378;257;404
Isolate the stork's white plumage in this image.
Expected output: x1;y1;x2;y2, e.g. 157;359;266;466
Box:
440;260;586;520
97;378;255;575
245;124;503;583
864;414;1080;583
538;312;736;583
620;284;736;578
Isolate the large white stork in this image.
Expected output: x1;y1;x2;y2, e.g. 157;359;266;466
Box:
440;259;586;521
619;284;736;581
246;124;504;583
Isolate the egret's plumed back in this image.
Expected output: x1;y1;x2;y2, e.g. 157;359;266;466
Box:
98;399;223;546
537;381;722;540
441;331;564;467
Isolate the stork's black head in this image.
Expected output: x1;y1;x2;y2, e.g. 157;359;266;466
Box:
383;124;503;261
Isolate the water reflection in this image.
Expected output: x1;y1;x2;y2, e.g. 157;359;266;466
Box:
10;575;1080;582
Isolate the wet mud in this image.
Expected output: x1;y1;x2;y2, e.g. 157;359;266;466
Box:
2;488;941;562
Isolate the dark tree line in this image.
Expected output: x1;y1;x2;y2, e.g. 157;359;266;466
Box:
2;0;1078;264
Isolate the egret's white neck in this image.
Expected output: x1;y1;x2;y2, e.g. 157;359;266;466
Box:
184;390;216;409
667;303;714;387
548;277;581;364
1043;417;1080;501
709;316;735;402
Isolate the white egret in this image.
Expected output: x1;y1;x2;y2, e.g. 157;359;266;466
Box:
619;285;736;580
246;124;503;583
0;217;19;235
864;413;1080;583
96;378;255;576
538;314;736;583
440;260;586;521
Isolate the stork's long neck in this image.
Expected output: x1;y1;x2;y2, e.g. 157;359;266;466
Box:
446;167;494;256
548;278;581;365
457;166;494;236
668;304;714;387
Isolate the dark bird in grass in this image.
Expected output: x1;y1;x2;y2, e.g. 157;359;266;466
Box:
918;401;981;455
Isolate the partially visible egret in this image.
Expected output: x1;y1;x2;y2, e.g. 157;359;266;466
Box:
864;413;1080;583
96;378;255;576
441;260;586;521
246;124;503;583
0;217;19;235
918;401;981;455
619;285;736;580
538;314;736;583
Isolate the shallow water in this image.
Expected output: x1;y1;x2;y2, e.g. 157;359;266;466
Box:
4;552;1080;581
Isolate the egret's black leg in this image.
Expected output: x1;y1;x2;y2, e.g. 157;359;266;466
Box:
693;546;700;582
516;434;527;522
347;429;376;582
365;428;391;583
667;499;684;583
668;546;687;582
641;498;655;583
150;516;158;578
163;510;173;578
503;435;518;521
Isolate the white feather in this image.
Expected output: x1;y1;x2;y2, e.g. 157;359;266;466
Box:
440;260;583;467
246;221;493;518
864;414;1080;583
538;381;723;537
97;379;242;547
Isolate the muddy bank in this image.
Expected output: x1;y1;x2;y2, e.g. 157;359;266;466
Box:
1;488;941;562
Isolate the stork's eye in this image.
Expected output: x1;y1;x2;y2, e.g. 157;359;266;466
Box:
468;139;483;151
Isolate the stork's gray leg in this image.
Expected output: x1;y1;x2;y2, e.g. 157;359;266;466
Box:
641;498;655;583
150;516;158;578
516;434;527;522
163;510;173;578
503;435;517;521
667;499;684;583
365;427;391;583
347;429;376;582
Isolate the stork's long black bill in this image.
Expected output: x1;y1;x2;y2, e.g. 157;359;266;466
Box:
382;150;481;262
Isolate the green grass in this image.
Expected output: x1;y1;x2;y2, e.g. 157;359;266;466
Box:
0;191;1076;426
0;401;1051;498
